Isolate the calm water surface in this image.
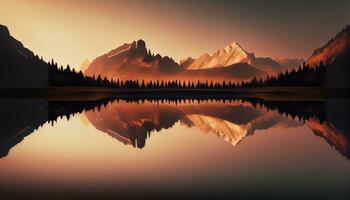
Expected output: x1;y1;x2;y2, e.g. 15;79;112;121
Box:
0;98;349;199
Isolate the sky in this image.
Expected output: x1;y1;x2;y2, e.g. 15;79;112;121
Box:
1;0;349;69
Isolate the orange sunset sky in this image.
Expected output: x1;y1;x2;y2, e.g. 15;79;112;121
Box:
1;0;349;69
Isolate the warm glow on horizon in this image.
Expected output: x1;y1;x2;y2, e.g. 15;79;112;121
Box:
1;1;350;195
1;0;349;69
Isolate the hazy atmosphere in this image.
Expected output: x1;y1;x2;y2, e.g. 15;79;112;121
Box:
1;0;349;69
1;1;350;199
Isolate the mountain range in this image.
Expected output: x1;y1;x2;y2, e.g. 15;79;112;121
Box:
84;40;269;82
84;40;304;82
83;24;349;87
1;23;349;88
180;42;286;75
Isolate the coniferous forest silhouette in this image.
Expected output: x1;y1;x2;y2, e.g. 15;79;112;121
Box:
47;58;328;89
1;1;350;199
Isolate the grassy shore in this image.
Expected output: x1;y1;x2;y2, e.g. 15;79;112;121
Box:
0;87;349;101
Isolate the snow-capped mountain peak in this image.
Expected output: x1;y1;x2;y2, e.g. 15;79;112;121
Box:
180;41;288;75
182;41;254;69
224;42;245;54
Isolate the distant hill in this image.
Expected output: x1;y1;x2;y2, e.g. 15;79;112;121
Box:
0;24;48;88
307;25;350;88
274;58;304;71
179;63;264;82
79;59;91;72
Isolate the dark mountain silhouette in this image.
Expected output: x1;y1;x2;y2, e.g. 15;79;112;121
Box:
0;24;48;88
0;24;118;89
307;25;350;88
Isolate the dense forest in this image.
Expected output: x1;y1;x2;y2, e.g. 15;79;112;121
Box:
48;59;115;87
48;59;327;89
241;62;327;88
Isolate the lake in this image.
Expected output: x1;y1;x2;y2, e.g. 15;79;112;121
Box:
0;97;349;199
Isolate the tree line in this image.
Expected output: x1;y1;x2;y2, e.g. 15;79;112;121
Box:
48;59;115;87
47;58;327;89
241;62;327;88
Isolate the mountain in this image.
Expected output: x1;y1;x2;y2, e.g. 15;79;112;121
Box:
275;58;304;71
84;40;181;81
307;26;350;67
0;24;116;89
181;42;254;69
179;63;264;81
250;57;284;75
179;103;301;146
306;25;350;88
180;42;284;75
79;59;91;72
84;40;265;82
0;24;48;88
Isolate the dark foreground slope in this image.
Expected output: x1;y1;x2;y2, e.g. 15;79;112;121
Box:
307;25;350;88
0;25;48;88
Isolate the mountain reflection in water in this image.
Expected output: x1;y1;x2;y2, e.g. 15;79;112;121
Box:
1;97;349;159
0;97;350;199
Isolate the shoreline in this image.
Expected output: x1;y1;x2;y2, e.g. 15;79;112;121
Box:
0;87;349;101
